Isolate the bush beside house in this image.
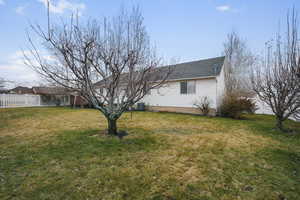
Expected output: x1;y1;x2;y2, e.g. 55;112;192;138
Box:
218;94;257;119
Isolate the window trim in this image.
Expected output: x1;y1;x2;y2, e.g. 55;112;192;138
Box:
180;81;187;94
180;80;196;94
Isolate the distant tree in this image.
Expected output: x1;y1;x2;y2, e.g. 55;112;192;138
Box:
251;10;300;131
0;77;6;89
25;6;170;136
223;31;255;96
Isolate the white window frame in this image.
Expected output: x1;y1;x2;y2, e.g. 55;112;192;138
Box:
180;80;196;94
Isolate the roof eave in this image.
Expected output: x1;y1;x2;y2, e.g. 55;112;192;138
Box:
166;75;217;82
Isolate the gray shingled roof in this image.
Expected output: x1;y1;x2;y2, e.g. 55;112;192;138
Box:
162;56;225;81
94;56;225;87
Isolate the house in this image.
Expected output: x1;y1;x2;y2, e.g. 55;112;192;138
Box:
141;56;226;115
8;86;72;106
31;87;89;107
94;56;226;115
70;91;90;108
9;86;33;94
32;87;71;106
8;85;89;108
1;86;83;108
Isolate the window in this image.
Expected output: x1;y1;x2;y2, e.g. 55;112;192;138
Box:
187;81;196;94
64;96;69;103
180;81;196;94
180;82;187;94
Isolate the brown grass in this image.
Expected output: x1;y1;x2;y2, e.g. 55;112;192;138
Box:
0;107;299;200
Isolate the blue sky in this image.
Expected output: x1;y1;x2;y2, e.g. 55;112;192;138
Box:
0;0;299;87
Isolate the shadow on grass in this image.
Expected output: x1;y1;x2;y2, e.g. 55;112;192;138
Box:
52;128;163;155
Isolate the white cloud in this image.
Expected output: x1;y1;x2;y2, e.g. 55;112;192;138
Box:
37;0;86;15
0;51;40;88
0;0;5;6
16;5;26;15
216;5;231;12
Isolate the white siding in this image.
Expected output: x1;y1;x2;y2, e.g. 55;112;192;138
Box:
254;97;273;115
254;96;299;121
142;78;218;108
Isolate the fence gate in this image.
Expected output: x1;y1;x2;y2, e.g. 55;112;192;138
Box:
0;94;41;108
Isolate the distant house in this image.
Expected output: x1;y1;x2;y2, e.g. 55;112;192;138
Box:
70;93;89;108
7;86;89;107
0;86;88;108
7;86;71;106
32;87;71;106
9;86;33;94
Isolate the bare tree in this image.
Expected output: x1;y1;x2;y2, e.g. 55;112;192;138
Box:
0;77;11;90
25;6;170;136
223;31;255;95
0;78;5;89
251;10;300;131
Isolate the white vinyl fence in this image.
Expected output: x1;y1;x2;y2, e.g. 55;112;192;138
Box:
0;94;41;108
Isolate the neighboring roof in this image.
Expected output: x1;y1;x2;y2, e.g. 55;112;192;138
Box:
94;56;225;87
9;86;33;94
32;87;71;95
161;56;225;81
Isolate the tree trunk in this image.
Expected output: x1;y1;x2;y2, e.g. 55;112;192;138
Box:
276;117;284;131
107;118;118;135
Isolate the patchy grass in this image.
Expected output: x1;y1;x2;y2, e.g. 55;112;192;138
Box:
0;107;299;200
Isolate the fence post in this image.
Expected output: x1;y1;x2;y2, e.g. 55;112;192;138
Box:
5;94;7;107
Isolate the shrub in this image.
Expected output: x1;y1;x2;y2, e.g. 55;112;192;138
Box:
194;96;211;116
239;97;257;114
219;94;257;119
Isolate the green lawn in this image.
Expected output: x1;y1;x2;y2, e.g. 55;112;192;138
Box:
0;107;299;200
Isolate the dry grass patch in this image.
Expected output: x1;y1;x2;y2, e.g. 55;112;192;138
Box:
0;107;299;200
